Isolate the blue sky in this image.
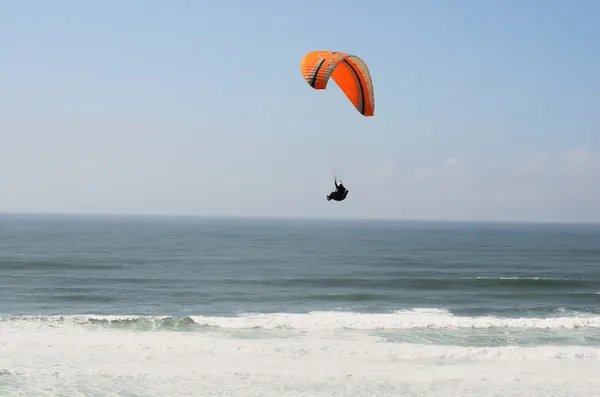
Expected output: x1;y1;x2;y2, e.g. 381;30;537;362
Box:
1;0;599;222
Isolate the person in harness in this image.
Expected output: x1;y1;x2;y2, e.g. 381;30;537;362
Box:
326;176;349;202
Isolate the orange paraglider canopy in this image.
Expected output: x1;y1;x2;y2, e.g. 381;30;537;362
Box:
300;50;374;117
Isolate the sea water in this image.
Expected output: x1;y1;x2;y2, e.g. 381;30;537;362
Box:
1;214;599;396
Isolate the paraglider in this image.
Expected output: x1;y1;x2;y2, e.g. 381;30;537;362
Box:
299;50;375;202
326;176;349;202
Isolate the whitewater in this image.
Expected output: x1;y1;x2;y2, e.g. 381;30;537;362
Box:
2;309;600;396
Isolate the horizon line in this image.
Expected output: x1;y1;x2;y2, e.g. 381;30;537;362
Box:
1;210;599;226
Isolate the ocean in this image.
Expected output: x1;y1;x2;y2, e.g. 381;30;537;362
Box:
1;213;599;396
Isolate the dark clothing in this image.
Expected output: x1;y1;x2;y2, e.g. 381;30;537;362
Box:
327;180;349;201
327;189;349;201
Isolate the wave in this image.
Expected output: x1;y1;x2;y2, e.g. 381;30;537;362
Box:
193;309;600;330
1;315;600;363
3;309;600;397
3;308;600;332
243;276;600;292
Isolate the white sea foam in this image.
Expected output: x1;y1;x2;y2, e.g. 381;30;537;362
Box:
188;308;600;330
5;308;600;331
1;311;600;396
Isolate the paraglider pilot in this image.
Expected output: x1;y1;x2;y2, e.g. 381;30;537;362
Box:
326;176;349;202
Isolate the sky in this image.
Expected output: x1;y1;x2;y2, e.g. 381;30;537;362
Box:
1;0;599;222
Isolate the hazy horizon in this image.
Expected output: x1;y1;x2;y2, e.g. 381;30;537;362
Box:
2;1;599;223
3;210;600;227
